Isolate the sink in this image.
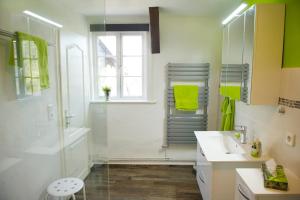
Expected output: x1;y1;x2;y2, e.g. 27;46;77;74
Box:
194;131;268;162
222;135;246;154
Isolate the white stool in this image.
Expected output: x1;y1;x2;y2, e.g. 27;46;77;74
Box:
46;177;86;200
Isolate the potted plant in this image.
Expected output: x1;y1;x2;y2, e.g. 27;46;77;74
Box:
102;86;111;101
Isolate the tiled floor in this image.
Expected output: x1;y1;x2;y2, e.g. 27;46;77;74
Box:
76;165;202;200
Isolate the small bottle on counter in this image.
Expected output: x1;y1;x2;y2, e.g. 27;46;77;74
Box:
251;139;262;158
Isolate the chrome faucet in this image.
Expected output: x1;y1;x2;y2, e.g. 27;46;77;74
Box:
235;125;247;144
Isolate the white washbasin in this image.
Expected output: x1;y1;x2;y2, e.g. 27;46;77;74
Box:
222;135;246;154
195;131;268;162
202;132;245;155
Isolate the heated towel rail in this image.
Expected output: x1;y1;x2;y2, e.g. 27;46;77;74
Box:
220;64;249;102
166;63;209;145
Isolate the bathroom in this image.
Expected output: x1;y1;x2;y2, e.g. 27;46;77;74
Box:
0;0;299;199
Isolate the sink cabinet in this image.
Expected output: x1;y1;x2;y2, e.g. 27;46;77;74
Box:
196;142;264;200
195;131;269;200
221;4;285;105
196;144;212;200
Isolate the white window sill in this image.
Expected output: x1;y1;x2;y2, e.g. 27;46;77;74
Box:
90;100;157;104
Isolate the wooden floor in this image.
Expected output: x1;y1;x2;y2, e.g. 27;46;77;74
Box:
76;165;202;200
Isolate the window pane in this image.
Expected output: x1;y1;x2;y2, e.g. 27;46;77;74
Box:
122;56;142;76
99;77;117;97
31;60;40;77
123;77;142;97
30;41;38;58
97;35;117;57
122;35;142;56
98;56;117;76
22;40;30;58
32;78;41;95
25;78;32;95
23;59;31;77
15;77;20;96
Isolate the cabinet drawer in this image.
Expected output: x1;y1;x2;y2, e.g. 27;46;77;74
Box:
197;163;211;184
196;162;212;200
197;143;207;162
235;175;254;200
197;171;209;200
237;183;253;200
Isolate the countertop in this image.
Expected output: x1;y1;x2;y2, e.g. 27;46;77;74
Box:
236;168;300;196
194;131;270;162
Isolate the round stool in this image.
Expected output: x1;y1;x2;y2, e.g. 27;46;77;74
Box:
46;177;86;200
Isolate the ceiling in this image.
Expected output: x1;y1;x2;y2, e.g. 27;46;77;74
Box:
48;0;241;18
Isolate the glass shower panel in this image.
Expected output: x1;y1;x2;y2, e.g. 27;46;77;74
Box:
0;5;61;199
0;0;109;199
86;0;109;199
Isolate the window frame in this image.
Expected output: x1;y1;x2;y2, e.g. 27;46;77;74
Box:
92;31;148;100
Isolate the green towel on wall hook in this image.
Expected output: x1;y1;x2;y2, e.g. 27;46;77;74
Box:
220;97;235;131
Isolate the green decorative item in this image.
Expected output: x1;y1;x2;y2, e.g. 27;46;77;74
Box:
102;86;111;101
262;163;288;191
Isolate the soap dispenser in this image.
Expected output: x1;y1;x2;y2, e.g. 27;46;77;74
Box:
251;138;262;158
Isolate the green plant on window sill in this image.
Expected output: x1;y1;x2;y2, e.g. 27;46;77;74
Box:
102;86;111;101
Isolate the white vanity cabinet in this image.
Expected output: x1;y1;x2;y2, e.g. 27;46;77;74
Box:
196;143;212;200
195;131;268;200
222;4;285;105
235;168;300;200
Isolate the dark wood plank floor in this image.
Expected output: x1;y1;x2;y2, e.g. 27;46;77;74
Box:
76;165;202;200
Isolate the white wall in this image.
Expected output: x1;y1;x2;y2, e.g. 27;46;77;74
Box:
0;0;90;199
90;12;222;162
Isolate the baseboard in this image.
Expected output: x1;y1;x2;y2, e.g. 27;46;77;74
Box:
92;158;196;165
79;167;90;180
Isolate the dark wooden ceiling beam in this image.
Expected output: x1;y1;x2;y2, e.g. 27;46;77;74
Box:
149;7;160;54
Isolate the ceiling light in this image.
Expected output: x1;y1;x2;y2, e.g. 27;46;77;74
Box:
222;3;247;25
23;10;63;28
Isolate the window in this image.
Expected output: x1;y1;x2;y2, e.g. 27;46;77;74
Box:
12;39;41;98
93;32;147;100
22;40;41;96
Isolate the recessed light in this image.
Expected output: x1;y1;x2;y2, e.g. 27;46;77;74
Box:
23;10;63;28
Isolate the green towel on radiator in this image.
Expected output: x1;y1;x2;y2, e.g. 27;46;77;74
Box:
9;32;49;89
173;85;199;111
